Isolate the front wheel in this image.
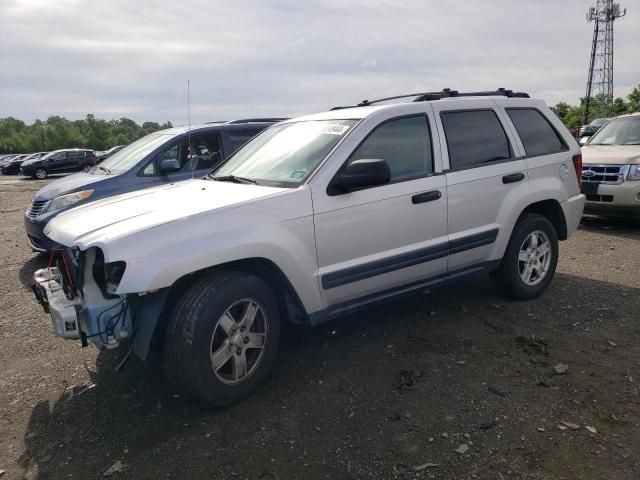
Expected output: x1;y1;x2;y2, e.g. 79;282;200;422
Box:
34;168;48;179
490;214;559;300
164;271;280;408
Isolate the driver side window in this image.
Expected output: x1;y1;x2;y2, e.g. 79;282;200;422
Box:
157;132;222;174
348;115;433;182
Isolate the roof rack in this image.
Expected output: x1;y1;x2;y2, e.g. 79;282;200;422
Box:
331;88;530;110
226;118;289;124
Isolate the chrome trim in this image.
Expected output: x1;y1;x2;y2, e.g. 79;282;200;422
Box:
581;164;629;185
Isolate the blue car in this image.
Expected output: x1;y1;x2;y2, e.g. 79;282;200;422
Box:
24;119;284;251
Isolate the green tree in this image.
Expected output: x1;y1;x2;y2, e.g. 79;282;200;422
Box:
627;84;640;113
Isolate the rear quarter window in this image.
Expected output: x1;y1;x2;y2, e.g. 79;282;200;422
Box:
506;108;567;157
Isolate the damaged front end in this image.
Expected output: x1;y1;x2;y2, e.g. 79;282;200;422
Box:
32;246;134;350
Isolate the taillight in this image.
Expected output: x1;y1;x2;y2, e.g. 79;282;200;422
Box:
572;154;582;188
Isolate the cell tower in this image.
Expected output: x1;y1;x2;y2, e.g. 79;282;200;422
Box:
582;0;626;124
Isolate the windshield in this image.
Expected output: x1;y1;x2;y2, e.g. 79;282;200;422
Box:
588;117;640;146
212;120;357;186
590;118;610;127
96;133;176;174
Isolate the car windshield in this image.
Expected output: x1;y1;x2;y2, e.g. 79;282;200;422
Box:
588;117;640;146
590;118;610;127
211;120;357;187
96;133;176;175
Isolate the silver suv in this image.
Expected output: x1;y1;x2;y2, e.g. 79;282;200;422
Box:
32;89;585;407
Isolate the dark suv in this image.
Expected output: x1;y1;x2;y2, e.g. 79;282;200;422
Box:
21;149;97;179
24;119;284;251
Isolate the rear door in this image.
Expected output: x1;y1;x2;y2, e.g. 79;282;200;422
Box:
434;100;529;272
64;151;83;171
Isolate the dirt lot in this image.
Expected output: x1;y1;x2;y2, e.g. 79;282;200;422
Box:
0;177;639;480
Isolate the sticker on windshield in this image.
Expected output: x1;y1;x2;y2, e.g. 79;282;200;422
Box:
290;169;307;179
320;124;350;136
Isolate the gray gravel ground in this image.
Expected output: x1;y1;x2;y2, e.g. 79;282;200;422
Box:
0;176;639;479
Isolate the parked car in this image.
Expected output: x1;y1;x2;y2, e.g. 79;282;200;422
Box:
20;149;96;179
0;152;48;175
95;145;125;162
579;117;610;143
0;154;29;174
32;89;584;407
24;119;282;251
581;112;640;216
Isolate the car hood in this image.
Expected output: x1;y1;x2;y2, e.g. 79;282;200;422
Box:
35;172;112;200
46;179;288;249
582;145;640;165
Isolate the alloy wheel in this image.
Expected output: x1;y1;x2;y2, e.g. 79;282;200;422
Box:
209;299;268;385
518;230;552;286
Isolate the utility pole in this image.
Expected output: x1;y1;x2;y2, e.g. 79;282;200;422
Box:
582;0;626;124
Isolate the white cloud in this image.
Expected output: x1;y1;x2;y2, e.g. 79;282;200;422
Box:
0;0;637;124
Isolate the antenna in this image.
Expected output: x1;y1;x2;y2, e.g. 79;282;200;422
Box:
187;79;194;179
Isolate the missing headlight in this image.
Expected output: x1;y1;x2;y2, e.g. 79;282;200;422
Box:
92;248;126;298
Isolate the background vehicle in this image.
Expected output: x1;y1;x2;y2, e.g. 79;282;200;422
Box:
0;154;29;174
578;117;610;144
95;145;125;162
20;149;96;179
33;89;584;407
581;112;640;217
0;152;48;175
24;119;282;251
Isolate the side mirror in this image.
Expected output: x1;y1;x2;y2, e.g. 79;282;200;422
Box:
328;158;391;195
159;158;180;174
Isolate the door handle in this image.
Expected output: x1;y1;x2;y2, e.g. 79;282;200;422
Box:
502;172;525;184
412;190;442;204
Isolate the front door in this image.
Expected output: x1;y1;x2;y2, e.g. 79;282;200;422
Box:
156;132;223;183
312;113;448;309
47;152;68;172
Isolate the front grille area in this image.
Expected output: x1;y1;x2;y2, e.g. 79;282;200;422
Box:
27;199;48;218
582;164;627;184
586;194;614;203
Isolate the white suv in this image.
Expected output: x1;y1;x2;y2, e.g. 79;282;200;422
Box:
33;89;585;407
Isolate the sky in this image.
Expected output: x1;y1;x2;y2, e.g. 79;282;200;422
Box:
0;0;638;125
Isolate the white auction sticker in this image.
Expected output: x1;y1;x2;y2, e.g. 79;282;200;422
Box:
320;124;350;135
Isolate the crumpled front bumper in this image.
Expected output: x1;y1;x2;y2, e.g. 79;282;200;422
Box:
32;267;82;339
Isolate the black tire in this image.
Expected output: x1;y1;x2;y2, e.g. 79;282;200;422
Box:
164;271;280;408
34;168;48;179
490;214;559;300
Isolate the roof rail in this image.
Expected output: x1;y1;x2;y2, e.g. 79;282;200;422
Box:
226;118;289;124
331;88;530;110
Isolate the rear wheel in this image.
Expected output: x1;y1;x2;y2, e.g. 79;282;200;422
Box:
34;168;47;179
490;214;558;300
164;271;280;408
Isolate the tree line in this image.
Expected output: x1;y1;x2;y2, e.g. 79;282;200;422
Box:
551;83;640;129
0;115;173;154
1;84;638;154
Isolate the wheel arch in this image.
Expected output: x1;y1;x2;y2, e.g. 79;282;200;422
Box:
144;257;309;357
517;199;568;240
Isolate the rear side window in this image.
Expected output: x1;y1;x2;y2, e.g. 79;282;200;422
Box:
229;130;260;153
441;110;512;169
349;115;433;181
506;108;567;157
